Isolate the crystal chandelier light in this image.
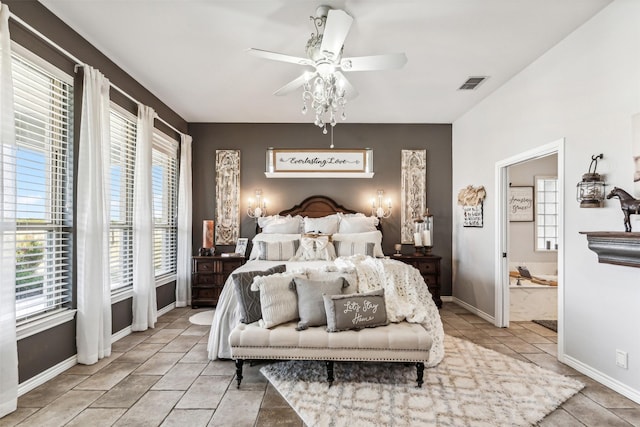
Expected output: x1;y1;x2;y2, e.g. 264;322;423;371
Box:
302;70;347;134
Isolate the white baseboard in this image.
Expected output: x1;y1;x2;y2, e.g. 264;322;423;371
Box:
563;355;640;404
452;297;496;324
111;302;176;343
158;302;175;317
441;296;453;302
111;326;132;343
448;297;640;405
18;355;77;397
17;303;178;398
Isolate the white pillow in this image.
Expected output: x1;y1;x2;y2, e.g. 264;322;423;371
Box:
251;272;303;328
337;215;379;233
258;215;302;234
303;214;340;234
257;240;300;261
338;212;366;218
290;236;336;261
332;230;384;258
249;233;301;260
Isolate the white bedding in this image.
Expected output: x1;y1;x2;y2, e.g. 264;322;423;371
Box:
206;256;445;368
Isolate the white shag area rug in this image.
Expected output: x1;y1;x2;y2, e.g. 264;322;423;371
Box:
260;335;583;427
188;310;214;326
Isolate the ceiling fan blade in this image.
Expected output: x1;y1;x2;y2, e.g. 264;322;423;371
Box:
246;48;313;66
319;9;353;60
335;71;358;100
340;53;408;72
273;72;316;96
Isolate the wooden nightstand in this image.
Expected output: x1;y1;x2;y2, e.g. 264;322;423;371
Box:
391;254;442;308
191;255;245;308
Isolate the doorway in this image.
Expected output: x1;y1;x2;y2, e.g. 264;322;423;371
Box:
494;139;565;358
507;156;558;324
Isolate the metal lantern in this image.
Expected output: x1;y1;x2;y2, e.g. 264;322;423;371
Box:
576;154;605;208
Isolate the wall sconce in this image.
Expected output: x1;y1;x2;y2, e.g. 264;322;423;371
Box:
576;154;606;208
371;189;391;218
248;189;267;219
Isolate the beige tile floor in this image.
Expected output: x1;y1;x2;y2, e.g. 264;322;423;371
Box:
1;302;639;427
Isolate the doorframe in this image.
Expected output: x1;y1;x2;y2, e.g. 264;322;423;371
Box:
494;138;565;360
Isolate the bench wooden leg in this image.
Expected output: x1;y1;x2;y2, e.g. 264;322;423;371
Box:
235;359;244;389
416;362;424;388
325;361;334;387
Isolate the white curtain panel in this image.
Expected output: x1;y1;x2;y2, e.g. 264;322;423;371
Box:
76;65;112;364
132;105;157;331
0;3;18;417
176;134;193;307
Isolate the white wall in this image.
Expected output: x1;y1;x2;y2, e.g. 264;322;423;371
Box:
452;0;640;401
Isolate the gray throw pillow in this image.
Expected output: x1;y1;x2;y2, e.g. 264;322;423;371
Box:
232;264;286;323
290;277;347;331
323;289;388;332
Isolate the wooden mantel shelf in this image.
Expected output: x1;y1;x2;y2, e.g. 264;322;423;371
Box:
579;231;640;268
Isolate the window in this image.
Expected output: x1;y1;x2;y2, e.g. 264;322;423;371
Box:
10;45;74;321
109;105;136;291
108;108;179;291
535;176;558;251
152;130;179;278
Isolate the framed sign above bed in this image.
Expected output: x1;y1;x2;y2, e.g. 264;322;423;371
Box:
265;148;374;178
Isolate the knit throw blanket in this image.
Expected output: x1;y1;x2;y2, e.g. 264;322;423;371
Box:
332;256;445;367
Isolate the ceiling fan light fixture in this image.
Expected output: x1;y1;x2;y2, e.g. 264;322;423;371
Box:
248;5;406;133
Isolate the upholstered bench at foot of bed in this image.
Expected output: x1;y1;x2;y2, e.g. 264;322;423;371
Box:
229;321;432;388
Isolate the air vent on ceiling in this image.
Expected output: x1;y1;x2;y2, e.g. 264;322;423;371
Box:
458;76;488;90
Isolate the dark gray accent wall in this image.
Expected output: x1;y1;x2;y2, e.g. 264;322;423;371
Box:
112;299;133;334
189;123;453;295
17;320;76;383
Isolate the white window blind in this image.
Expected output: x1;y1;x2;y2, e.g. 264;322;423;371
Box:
152;130;178;278
109;105;136;291
10;45;73;321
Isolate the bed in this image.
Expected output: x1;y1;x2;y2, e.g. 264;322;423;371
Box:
206;195;445;368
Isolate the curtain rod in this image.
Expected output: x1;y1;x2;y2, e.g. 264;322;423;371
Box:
9;11;185;137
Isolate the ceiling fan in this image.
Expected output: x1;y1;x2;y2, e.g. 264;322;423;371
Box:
247;5;408;132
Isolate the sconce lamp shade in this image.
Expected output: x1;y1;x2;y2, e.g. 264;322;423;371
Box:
576;154;605;208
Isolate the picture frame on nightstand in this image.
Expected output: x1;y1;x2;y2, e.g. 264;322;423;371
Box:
235;238;248;256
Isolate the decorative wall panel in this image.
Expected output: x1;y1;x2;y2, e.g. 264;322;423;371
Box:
401;150;427;243
215;150;240;245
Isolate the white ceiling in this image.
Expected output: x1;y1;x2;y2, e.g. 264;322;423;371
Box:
39;0;612;124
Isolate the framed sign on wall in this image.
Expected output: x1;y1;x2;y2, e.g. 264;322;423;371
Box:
509;186;534;222
265;148;374;178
